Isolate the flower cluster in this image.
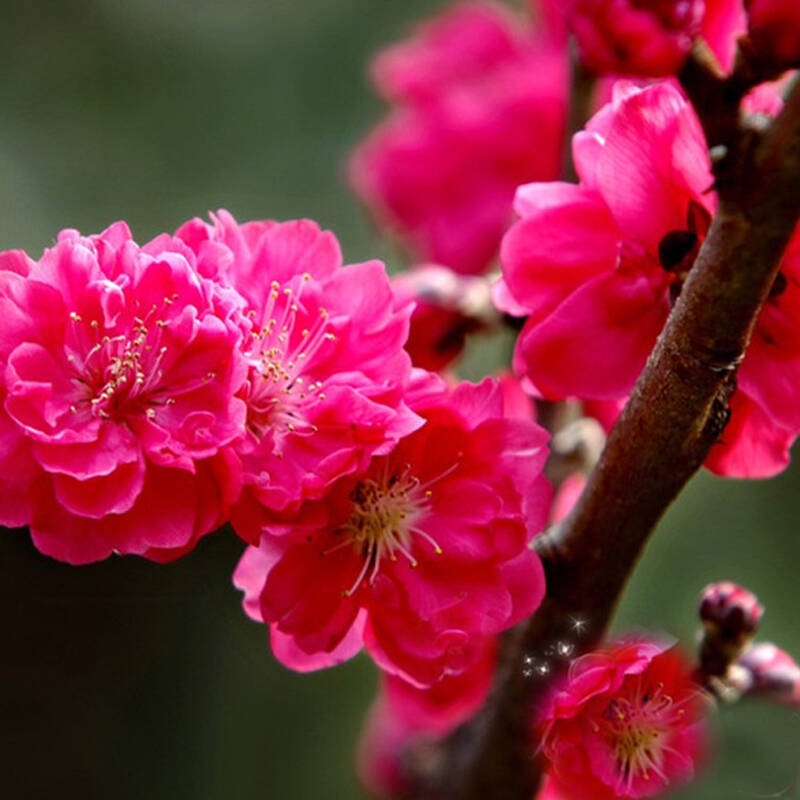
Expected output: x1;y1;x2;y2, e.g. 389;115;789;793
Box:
8;0;800;796
0;212;553;695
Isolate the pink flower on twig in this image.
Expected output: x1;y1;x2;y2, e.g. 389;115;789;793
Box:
234;375;551;686
539;639;708;799
0;223;247;563
500;80;800;477
568;0;704;77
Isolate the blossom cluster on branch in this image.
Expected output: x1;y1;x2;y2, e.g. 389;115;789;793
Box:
4;0;800;798
0;213;554;688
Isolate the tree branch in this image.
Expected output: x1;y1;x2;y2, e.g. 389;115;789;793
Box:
407;70;800;800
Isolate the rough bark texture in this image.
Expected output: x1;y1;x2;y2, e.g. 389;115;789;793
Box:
406;58;800;800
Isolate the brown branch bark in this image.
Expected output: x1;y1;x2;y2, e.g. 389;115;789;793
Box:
406;66;800;800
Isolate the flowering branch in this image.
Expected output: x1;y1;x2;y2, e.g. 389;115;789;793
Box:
407;71;800;800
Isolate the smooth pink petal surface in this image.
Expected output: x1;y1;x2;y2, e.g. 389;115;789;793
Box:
517;269;670;400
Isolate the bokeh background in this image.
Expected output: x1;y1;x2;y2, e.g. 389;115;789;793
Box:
1;2;799;798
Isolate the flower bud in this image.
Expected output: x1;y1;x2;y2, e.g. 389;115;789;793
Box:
698;582;764;676
736;642;800;705
699;581;764;636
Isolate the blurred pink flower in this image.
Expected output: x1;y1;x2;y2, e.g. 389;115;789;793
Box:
0;223;247;563
568;0;703;76
356;637;497;796
234;376;551;686
539;639;708;799
174;212;421;517
350;1;567;275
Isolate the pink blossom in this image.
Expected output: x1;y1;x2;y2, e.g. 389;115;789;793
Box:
350;2;567;275
0;223;247;563
233;376;551;686
500;81;713;397
704;229;800;476
356;636;497;796
173;211;421;520
500;80;800;477
539;640;708;799
745;0;800;65
568;0;704;77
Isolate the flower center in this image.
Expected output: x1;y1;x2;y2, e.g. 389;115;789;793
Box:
244;276;335;443
600;681;687;793
330;463;456;596
66;297;203;422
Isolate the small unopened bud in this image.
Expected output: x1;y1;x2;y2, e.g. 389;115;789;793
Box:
698;582;764;677
700;581;764;637
551;417;606;472
736;643;800;706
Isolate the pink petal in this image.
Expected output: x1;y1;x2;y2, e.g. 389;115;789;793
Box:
270;611;367;672
596;83;711;247
51;455;145;518
705;390;794;478
516;268;669;399
501;184;619;323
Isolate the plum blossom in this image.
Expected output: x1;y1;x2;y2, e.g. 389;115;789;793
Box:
567;0;704;76
173;211;421;518
0;223;247;563
538;640;708;799
350;1;567;275
233;375;551;686
356;637;497;796
499;80;800;477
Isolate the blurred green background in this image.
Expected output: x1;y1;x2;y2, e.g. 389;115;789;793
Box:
1;2;799;798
